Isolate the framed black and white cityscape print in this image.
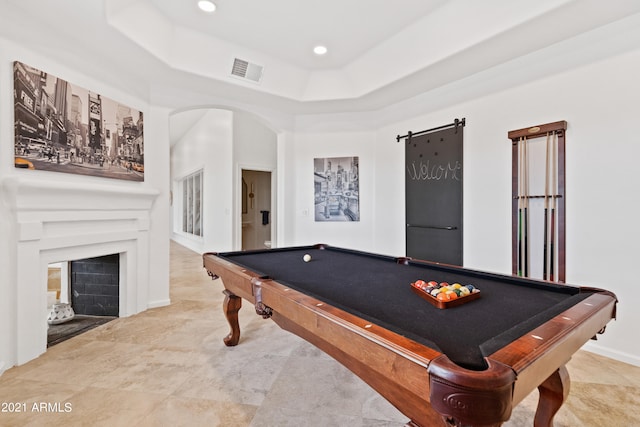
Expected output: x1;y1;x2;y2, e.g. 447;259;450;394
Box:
314;156;359;221
13;61;144;181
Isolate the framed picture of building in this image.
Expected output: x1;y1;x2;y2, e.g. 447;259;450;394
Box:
314;156;359;221
13;61;144;181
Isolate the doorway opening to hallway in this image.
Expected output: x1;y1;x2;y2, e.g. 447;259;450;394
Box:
241;169;272;250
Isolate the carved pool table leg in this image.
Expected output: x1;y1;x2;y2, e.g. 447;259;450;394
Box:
534;365;570;427
222;289;242;346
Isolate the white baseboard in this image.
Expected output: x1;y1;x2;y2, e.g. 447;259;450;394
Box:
147;299;171;309
582;342;640;367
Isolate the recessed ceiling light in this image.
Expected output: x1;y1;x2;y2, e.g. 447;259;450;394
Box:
313;45;328;56
198;1;216;13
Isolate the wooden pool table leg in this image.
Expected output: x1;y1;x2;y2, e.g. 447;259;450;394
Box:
222;289;242;346
534;365;570;427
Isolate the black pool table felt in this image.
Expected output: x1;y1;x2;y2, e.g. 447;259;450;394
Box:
221;246;590;370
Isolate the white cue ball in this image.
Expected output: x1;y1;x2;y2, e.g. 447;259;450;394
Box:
303;254;311;262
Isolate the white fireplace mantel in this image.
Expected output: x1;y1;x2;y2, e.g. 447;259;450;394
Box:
1;176;161;366
2;176;159;212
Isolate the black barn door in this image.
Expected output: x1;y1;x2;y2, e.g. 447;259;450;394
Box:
405;126;463;265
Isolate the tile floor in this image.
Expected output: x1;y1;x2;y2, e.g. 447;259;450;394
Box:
1;241;639;426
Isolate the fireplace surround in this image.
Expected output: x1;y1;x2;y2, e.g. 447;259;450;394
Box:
1;176;160;368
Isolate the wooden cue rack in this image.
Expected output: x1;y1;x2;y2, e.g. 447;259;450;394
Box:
508;120;566;283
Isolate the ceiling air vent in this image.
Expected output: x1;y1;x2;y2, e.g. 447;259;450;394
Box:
231;58;263;83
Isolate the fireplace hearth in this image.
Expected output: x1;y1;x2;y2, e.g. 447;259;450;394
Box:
47;315;116;347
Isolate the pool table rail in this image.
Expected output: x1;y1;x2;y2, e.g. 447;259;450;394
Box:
426;290;616;426
491;291;616;406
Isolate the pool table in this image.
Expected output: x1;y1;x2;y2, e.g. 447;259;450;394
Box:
202;244;617;427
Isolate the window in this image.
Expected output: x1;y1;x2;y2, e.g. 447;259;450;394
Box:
181;170;203;237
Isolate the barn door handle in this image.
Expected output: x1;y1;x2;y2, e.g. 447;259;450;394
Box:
406;224;458;231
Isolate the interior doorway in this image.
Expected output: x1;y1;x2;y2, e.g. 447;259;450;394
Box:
241;169;272;250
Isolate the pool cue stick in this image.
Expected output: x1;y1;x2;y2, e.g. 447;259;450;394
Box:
549;131;557;282
523;136;529;277
517;137;524;276
543;132;550;280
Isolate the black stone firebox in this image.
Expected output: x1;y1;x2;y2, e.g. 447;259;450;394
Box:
70;254;119;317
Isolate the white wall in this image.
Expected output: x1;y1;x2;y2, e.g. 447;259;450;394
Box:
144;106;172;308
285;48;640;366
0;41;16;370
276;131;296;247
285;131;378;249
233;111;278;169
171;109;234;254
